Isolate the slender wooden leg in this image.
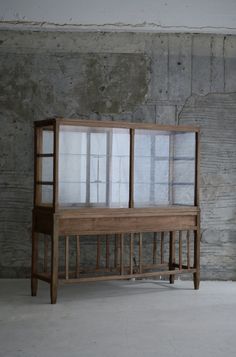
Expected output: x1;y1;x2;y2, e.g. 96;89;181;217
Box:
194;226;200;290
169;231;176;284
31;224;38;297
50;218;59;304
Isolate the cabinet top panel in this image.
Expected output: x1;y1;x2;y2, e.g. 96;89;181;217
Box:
34;118;199;133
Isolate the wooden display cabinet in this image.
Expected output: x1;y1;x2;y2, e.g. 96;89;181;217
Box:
32;118;200;304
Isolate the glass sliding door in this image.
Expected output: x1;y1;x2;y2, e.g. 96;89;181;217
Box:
58;125;130;207
172;132;196;205
133;129;196;207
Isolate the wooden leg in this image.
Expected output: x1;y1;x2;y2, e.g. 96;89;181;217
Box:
120;234;124;275
169;231;176;284
194;228;200;290
50;219;59;304
31;226;38;297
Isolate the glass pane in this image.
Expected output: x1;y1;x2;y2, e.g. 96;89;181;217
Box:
134;130;196;207
172;132;196;205
41;185;53;204
58;125;130;207
41;157;53;182
134;130;170;206
42;128;53;154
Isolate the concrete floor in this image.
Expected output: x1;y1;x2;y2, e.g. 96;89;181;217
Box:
0;280;236;357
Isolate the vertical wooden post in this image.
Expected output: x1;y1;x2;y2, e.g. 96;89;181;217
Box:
168;133;174;205
160;232;164;264
129;129;134;208
31;214;38;296
86;131;91;204
169;231;176;284
153;232;157;264
194;216;201;289
53;121;59;212
120;234;124;275
76;235;80;278
194;130;200;289
130;233;134;274
34;127;42;205
65;236;69;280
179;231;182;270
139;233;143;274
50;216;59;304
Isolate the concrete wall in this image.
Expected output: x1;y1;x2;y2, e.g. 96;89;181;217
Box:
1;0;236;34
0;30;236;279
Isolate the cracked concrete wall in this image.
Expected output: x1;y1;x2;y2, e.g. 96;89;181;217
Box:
0;30;236;279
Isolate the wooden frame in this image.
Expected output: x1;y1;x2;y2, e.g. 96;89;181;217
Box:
32;118;201;303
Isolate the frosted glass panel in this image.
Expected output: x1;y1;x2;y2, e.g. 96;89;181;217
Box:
173;132;195;205
134;130;196;206
58;125;130;207
42;157;53;182
42;129;53;154
41;185;53;204
134;130;170;206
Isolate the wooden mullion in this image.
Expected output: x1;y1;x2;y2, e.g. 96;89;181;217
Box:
53;121;59;211
36;181;54;185
35;127;42;205
37;153;54;158
106;131;112;207
168;133;174;205
86;132;91;205
129;128;134;208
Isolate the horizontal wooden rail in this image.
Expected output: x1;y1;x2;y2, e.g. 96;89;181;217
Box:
33;273;51;283
59;269;197;284
36;154;54;157
36;181;54;185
